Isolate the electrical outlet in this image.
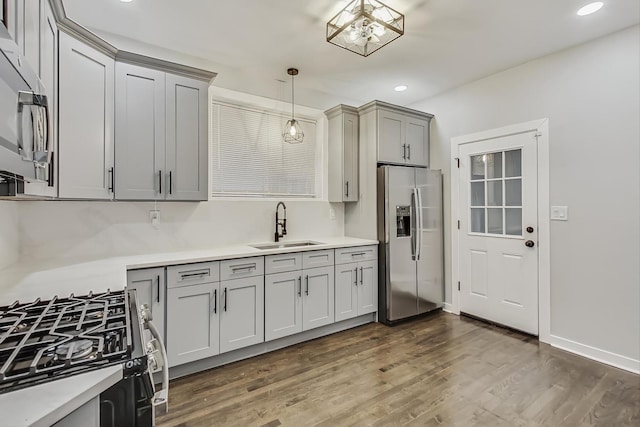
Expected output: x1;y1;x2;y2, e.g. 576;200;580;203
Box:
150;210;160;228
329;207;336;220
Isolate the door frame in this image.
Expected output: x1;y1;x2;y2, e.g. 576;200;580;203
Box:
450;119;550;343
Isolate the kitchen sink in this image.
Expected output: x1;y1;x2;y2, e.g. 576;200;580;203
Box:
250;240;324;250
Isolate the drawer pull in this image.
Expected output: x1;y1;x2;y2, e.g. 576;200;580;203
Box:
350;252;367;257
180;271;209;279
309;254;328;259
273;258;296;263
230;264;256;272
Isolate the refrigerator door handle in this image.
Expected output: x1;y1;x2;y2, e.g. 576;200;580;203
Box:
411;187;418;261
416;187;424;261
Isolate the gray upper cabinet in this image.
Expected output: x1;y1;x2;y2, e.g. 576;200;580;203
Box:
165;74;209;201
115;62;166;200
115;63;208;201
359;101;433;167
325;105;359;202
58;31;115;199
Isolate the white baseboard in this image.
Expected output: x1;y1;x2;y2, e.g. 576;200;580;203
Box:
549;335;640;374
443;303;457;314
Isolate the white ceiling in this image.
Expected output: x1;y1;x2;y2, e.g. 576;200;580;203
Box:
62;0;639;110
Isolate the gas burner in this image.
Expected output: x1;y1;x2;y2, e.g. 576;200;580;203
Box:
54;339;94;361
11;323;28;333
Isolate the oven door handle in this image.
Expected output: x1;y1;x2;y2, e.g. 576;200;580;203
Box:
145;318;169;413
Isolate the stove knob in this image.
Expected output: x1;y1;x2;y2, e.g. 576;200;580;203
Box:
139;304;153;322
148;354;158;371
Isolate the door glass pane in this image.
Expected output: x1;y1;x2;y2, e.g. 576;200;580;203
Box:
486;152;502;179
487;181;502;206
470;182;485;206
505;149;522;177
505;208;522;236
470;155;485;180
487;208;503;234
505;179;522;206
471;208;485;233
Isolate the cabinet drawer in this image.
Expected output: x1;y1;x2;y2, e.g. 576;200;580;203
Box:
265;253;302;275
167;261;220;288
220;257;264;281
303;250;334;269
335;245;378;264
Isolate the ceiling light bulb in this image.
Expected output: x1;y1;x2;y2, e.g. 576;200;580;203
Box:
394;85;408;92
373;24;386;37
289;125;297;136
577;2;603;16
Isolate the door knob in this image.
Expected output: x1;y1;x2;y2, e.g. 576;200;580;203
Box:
526;226;534;233
525;240;535;248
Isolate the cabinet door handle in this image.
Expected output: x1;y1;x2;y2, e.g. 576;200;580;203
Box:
168;171;172;195
298;276;302;297
108;167;114;193
156;275;160;303
407;144;411;160
360;267;363;285
345;181;349;197
402;144;406;159
305;275;309;296
158;170;162;194
223;288;227;312
213;289;217;314
354;268;358;286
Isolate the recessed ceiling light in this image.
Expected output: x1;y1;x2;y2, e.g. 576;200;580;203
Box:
120;0;133;3
577;2;603;16
394;85;408;92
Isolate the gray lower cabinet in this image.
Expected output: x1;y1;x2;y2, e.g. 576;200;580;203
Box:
264;271;303;341
126;267;165;373
219;276;265;353
167;282;220;367
115;62;208;201
265;251;335;342
335;250;378;322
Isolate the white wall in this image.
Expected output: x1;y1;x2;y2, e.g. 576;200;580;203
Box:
17;200;343;262
0;201;19;269
411;26;640;366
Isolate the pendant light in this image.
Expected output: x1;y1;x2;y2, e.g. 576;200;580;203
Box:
283;68;304;144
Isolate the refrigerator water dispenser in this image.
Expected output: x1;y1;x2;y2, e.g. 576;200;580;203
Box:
396;205;411;237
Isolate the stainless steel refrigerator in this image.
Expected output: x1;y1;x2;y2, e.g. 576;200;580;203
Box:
377;165;444;324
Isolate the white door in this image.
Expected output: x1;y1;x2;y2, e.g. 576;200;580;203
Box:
459;131;539;334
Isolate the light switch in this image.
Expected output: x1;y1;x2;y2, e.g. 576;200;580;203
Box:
551;206;568;221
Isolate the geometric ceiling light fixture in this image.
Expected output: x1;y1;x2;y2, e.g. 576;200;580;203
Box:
282;68;304;144
327;0;404;57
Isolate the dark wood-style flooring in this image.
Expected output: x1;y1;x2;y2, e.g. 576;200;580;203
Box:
157;312;640;426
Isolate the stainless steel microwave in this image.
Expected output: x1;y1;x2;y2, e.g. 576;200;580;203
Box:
0;20;51;183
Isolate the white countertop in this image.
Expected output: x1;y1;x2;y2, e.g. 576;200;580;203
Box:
0;365;123;427
0;236;377;425
0;236;377;305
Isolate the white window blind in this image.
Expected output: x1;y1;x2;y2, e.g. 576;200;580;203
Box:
211;102;317;197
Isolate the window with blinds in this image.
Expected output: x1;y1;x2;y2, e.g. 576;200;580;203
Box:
211;102;317;197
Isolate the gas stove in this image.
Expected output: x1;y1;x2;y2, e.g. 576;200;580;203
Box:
0;290;168;426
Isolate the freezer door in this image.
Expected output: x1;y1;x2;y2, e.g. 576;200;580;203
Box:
415;169;444;313
382;165;419;321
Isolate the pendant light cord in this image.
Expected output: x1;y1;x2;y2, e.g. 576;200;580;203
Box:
291;73;295;120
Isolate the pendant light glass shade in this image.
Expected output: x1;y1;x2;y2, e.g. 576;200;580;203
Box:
283;68;304;144
327;0;404;57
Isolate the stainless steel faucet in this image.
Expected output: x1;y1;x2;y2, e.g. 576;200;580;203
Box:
275;202;287;242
